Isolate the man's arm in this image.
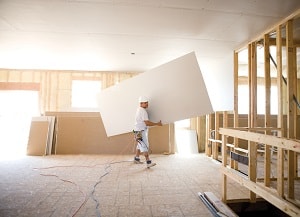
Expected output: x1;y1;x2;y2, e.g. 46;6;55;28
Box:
144;120;162;126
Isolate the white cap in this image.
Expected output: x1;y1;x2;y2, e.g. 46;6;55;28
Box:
138;96;149;103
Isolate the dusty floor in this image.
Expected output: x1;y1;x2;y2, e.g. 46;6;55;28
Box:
0;153;248;217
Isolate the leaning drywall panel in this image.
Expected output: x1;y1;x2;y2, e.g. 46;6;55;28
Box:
98;52;213;137
45;116;55;155
27;118;49;156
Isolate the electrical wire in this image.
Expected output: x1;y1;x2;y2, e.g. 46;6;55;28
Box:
33;135;137;217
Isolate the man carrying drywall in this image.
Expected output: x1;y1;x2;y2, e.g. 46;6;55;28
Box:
133;96;162;168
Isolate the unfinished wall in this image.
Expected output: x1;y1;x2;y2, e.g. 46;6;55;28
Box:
0;69;137;113
44;112;170;155
0;69;175;155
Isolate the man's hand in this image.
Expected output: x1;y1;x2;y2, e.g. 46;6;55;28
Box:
157;120;162;126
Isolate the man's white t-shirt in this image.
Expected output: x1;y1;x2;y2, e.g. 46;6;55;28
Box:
134;107;149;131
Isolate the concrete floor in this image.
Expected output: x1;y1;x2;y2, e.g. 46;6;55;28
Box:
0;153;247;217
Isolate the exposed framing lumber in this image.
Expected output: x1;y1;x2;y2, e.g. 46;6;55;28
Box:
220;127;300;214
222;167;300;217
233;51;239;170
219;128;300;152
264;33;272;187
222;111;229;202
248;41;258;202
276;24;285;197
213;112;220;160
206;114;212;157
229;9;300;215
286;19;296;199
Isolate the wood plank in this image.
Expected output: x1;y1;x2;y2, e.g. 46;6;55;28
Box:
204;192;238;217
233;51;239;170
234;147;249;154
264;33;271;187
219;128;300;152
286;19;296;199
213;112;220;160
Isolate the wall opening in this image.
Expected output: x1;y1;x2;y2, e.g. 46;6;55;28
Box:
0;90;39;160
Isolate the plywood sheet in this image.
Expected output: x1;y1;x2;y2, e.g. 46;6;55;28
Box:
98;52;213;137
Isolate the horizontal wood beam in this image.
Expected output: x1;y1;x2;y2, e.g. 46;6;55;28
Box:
219;128;300;152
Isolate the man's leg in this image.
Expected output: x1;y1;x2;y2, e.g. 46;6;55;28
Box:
140;130;156;168
144;152;156;168
134;144;143;164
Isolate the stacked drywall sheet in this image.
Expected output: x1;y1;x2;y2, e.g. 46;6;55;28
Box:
45;112;170;155
27;116;55;156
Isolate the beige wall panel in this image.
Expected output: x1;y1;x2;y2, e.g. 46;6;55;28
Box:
8;70;21;82
58;73;71;90
32;71;41;83
21;71;34;82
57;90;71;111
72;72;84;77
49;73;58;111
0;70;8;81
94;73;103;79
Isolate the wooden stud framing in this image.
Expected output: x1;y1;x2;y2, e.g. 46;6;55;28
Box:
249;42;258;202
222;11;299;215
264;33;271;187
221;111;228;202
276;24;285;197
233;51;239;169
286;19;296;199
213;112;220;160
206;114;212;157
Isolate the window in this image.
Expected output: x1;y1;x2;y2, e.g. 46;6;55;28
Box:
71;80;101;108
0;90;39;158
238;84;278;114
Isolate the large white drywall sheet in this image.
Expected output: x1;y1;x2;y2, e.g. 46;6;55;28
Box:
200;54;234;111
98;52;213;137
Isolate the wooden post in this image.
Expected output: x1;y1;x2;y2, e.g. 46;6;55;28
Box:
221;111;228;203
214;112;220;160
286;19;296;199
249;42;258;202
222;133;228;202
276;25;284;197
233;51;239;169
206;114;212;156
264;33;271;187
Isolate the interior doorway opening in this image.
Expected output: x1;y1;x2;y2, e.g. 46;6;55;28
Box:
175;119;198;156
0;90;40;160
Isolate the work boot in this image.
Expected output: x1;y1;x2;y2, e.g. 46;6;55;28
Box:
146;160;156;168
134;157;143;164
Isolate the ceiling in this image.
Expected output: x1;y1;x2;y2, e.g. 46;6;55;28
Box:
0;0;300;74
